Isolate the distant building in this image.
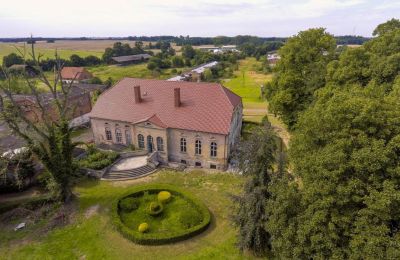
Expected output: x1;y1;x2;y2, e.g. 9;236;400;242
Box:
8;64;37;77
61;67;93;84
267;53;281;66
167;61;219;82
198;45;239;54
112;54;152;65
90;78;242;170
11;84;106;123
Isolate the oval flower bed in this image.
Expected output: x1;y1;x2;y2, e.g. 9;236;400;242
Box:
112;184;211;245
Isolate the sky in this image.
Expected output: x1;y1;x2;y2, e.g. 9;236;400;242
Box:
1;0;399;37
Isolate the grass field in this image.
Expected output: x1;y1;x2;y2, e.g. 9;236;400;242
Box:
88;64;188;82
223;58;290;145
0;170;253;260
0;42;103;61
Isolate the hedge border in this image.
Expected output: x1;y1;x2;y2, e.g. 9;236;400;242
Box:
111;183;211;245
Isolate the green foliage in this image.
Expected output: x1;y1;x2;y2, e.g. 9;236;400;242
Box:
78;147;119;170
157;191;171;203
148;201;163;216
2;53;23;67
373;18;400;36
112;184;211;245
266;28;336;128
119;197;139;212
232;124;284;256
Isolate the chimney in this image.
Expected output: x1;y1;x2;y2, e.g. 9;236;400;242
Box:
134;86;142;103
174;88;181;107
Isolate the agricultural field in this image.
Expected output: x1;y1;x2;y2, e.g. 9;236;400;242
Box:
0;40;183;62
0;170;250;260
223;58;290;145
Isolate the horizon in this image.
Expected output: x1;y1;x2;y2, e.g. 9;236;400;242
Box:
1;0;399;38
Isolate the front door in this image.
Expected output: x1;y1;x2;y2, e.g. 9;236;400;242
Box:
125;130;132;145
147;135;154;153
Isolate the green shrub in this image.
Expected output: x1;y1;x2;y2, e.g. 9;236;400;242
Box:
119;197;139;212
157;191;171;203
138;223;149;233
78;147;119;170
148;201;163;216
179;210;203;229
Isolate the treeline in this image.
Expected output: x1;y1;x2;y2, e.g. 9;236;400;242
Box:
234;19;400;259
0;35;369;46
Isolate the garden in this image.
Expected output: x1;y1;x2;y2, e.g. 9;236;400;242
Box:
114;184;210;245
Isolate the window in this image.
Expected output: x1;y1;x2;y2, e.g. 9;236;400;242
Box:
138;134;144;149
210;164;217;169
157;137;164;151
195;162;202;167
210;142;217;157
181;160;187;165
115;128;122;143
180;138;187;153
195;140;202;155
105;127;112;141
125;130;132;145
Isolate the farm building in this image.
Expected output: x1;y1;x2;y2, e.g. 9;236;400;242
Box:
90;78;242;170
61;67;93;84
112;54;151;65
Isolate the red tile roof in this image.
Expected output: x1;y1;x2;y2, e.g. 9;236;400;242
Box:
61;67;92;80
90;78;242;135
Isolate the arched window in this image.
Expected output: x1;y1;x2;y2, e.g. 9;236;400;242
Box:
125;130;132;145
115;128;122;143
180;138;186;153
210;142;217;157
105;127;112;141
138;134;144;149
195;140;202;155
157;137;164;151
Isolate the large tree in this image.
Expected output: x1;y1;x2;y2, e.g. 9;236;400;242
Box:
0;43;80;202
265;28;336;128
232;124;284;257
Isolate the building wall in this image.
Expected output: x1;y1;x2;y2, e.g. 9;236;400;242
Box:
167;129;227;170
91;118;231;170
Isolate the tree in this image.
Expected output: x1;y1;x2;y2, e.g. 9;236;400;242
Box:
3;53;24;68
171;56;184;68
288;86;400;258
373;18;400;36
69;54;85;67
265;28;336;128
84;55;102;66
232;125;283;257
181;45;196;59
0;43;81;202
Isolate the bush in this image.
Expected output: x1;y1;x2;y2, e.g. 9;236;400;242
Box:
78;147;119;170
148;201;163;216
158;191;171;203
138;223;149;233
119;197;139;212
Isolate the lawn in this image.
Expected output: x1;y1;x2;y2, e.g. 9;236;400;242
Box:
88;64;188;82
0;170;254;260
223;58;290;145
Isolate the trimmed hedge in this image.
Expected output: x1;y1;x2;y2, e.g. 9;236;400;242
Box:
112;184;211;245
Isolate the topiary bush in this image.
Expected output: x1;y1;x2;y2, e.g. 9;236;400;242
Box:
148;201;163;216
157;191;171;203
138;223;149;233
119;197;139;212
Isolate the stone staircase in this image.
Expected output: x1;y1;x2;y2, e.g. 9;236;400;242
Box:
102;164;156;180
